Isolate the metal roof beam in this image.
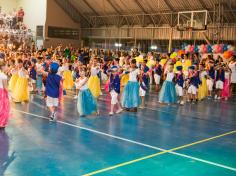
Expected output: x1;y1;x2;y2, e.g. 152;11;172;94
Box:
82;0;106;26
106;0;121;15
163;0;175;12
134;0;156;26
197;0;209;10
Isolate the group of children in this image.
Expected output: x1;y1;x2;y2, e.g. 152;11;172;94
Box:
0;49;236;129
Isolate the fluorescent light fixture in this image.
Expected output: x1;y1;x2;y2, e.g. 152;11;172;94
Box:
115;43;122;47
150;45;157;50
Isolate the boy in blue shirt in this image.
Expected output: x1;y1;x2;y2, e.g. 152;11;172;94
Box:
109;66;123;116
42;62;62;121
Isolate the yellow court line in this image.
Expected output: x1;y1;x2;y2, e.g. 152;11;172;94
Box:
83;130;236;176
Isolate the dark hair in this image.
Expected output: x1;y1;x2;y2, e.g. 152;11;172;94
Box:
131;59;136;64
17;59;23;64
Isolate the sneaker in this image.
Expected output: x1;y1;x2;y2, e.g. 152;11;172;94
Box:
177;100;180;104
49;112;57;122
214;95;218;99
116;109;123;114
180;101;184;105
109;112;114;116
225;98;228;101
217;97;221;100
139;106;144;109
73;95;78;99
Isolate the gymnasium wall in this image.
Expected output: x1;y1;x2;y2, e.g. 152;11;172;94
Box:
44;0;81;48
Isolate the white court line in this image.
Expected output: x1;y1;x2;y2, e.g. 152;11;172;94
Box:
13;109;236;172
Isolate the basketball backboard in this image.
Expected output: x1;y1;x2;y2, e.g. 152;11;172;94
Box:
177;10;208;32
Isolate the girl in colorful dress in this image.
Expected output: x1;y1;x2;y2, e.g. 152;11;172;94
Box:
221;65;231;100
122;59;141;112
87;59;101;98
36;57;43;94
120;58;130;88
198;64;208;100
228;56;236;94
12;59;29;103
175;66;185;105
62;58;74;90
8;59;18;92
159;63;177;104
77;68;98;117
0;61;10;129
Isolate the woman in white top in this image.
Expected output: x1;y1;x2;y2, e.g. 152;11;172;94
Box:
0;61;10;129
122;59;141;111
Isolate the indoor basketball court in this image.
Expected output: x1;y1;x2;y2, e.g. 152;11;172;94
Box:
0;0;236;176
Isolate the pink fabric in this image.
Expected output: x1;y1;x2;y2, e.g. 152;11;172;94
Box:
221;79;231;98
0;88;10;127
104;80;110;92
59;80;63;101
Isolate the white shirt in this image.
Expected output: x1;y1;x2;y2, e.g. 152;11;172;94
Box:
229;62;236;83
129;69;140;82
200;71;207;79
166;72;175;81
0;72;7;88
91;67;99;76
78;77;88;90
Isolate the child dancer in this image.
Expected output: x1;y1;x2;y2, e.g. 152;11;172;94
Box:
159;63;177;104
77;68;98;117
221;65;231;100
36;57;43;94
109;66;123;115
0;61;10;129
74;66;80;99
198;64;208;101
62;58;74;90
12;59;29;103
122;59;141;112
175;66;184;105
206;60;215;98
29;58;37;93
154;61;162;92
215;64;225;100
42;63;62;121
8;60;18;92
87;59;101;98
187;66;201;104
139;59;149;108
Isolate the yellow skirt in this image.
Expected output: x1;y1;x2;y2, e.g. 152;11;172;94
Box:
63;70;74;90
198;77;208;100
12;77;29;102
121;74;129;86
9;74;19;92
87;75;101;98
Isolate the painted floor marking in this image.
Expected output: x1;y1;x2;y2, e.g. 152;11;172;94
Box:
13;109;236;175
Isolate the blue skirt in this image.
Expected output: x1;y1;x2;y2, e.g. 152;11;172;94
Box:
159;81;177;103
77;89;97;116
122;81;141;108
36;75;43;90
